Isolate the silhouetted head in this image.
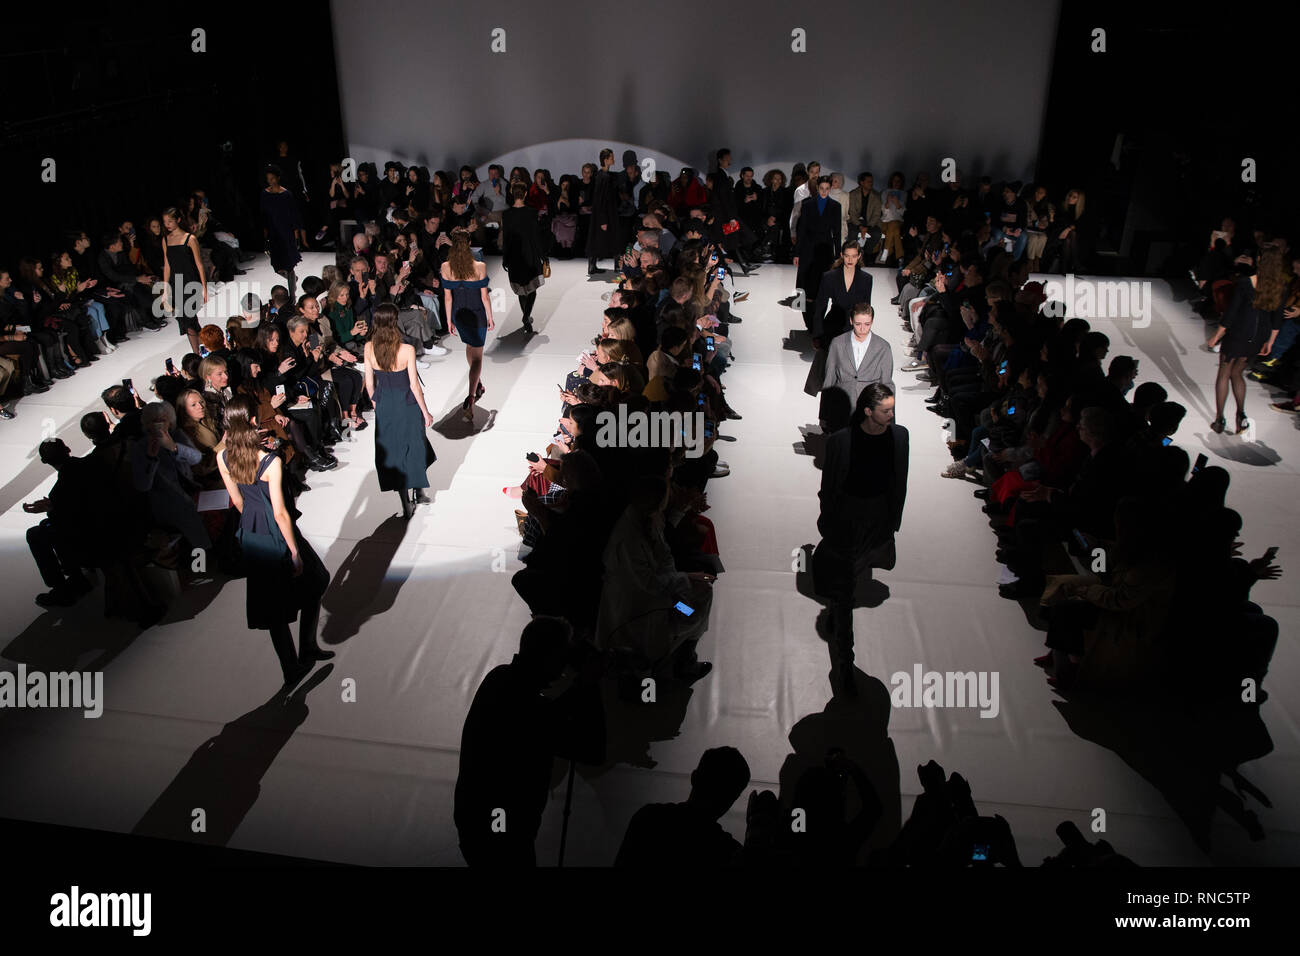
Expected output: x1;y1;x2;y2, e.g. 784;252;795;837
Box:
1186;465;1230;511
688;747;751;820
1132;381;1168;420
38;438;71;469
1151;445;1190;490
516;616;572;687
80;412;110;446
1205;507;1243;555
101;384;134;418
792;766;845;833
1148;401;1186;440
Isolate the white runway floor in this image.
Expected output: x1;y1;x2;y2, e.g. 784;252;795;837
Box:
0;255;1296;865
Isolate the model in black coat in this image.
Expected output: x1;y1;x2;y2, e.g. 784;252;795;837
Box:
586;162;622;271
794;194;843;332
812;266;873;343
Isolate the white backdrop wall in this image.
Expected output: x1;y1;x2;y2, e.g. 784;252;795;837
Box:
330;0;1060;186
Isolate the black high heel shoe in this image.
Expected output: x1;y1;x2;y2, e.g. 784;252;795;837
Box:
475;381;485;400
1210;417;1225;434
1236;411;1249;434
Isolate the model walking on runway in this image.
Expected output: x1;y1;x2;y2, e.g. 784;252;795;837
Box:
440;230;495;421
364;304;436;519
501;183;546;334
216;395;334;689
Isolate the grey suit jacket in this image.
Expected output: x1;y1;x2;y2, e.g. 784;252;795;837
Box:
822;331;895;411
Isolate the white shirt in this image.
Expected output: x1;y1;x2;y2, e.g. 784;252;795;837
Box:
789;182;812;231
851;331;872;370
829;188;852;238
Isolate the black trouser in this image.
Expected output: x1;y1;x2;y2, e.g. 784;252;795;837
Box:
673;447;718;491
950;388;996;440
813;494;891;675
331;364;363;412
57;309;96;361
1010;500;1058;593
1044;599;1100;655
289;404;324;451
91;295;129;338
918;316;953;358
27;519;88;591
0;339;39;377
797;243;832;331
204;238;238;280
267;535;329;679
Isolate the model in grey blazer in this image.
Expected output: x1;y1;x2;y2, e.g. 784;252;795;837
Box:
822;329;895;413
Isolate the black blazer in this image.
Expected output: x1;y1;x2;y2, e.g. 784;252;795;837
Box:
812;267;874;340
794;196;842;260
818;422;910;537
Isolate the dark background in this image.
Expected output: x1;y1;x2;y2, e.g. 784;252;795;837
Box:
0;0;1293;278
0;1;344;267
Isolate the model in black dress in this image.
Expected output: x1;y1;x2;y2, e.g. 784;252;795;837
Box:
1207;249;1286;433
261;166;305;298
502;188;545;334
217;397;333;689
586;149;621;274
364;305;437;519
161;207;205;355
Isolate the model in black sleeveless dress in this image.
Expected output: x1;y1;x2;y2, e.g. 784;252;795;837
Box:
227;450;333;684
373;366;436;501
165;232;203;338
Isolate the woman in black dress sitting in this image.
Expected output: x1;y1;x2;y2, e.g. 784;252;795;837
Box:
364;304;436;519
216;395;333;689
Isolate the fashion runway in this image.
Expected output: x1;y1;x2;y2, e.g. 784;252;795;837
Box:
0;255;1296;865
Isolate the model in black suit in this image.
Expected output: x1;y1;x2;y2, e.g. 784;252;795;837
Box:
793;177;842;333
813;383;908;697
586;149;621;274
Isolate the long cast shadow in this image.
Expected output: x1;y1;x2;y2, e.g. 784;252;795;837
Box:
775;670;903;860
131;664;334;846
319;515;415;646
1053;690;1273;853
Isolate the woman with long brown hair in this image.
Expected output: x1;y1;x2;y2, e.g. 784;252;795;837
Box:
440;229;494;420
364;304;436;519
176;387;223;489
216;394;333;689
1207;245;1287;433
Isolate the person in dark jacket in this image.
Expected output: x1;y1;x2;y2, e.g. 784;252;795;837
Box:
586;148;622;274
454;617;605;867
501;184;546;334
794;177;843;334
615;747;751;867
813;384;909;697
